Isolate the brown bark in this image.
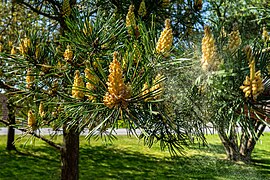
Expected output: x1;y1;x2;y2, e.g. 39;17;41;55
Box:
61;124;79;180
239;123;266;162
6;98;16;151
218;129;240;161
218;122;266;163
6;111;16;151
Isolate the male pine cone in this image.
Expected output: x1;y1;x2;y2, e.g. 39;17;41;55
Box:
138;0;147;17
201;26;221;71
84;68;97;101
240;48;264;100
28;110;36;128
39;102;45;117
63;45;73;61
126;4;136;28
103;52;131;109
227;25;241;52
26;69;34;89
156;19;173;54
72;70;85;99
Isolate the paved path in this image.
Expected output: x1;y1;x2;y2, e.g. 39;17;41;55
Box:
0;127;141;136
0;126;269;136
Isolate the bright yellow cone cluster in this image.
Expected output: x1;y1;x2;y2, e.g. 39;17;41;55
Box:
126;5;136;28
63;45;73;61
141;82;150;100
84;68;97;101
262;26;269;42
8;41;13;47
28;110;36;128
103;52;131;108
72;70;85;99
19;37;31;56
156;19;173;54
219;26;227;38
150;74;164;99
35;45;40;59
227;24;241;52
141;74;164;101
62;0;71;17
240;48;264;100
11;46;16;55
39;102;45;117
138;0;147;17
26;68;34;89
201;26;221;71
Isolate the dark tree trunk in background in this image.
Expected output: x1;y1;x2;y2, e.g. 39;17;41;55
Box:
61;124;79;180
6;107;16;151
1;95;16;151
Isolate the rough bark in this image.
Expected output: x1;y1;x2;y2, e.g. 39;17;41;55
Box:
61;124;79;180
218;122;266;163
218;129;240;161
6;106;16;151
239;123;266;162
1;95;16;151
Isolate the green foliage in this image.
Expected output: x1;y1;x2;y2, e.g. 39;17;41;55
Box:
205;0;268;40
197;39;269;131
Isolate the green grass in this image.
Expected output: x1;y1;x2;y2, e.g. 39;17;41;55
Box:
0;133;270;180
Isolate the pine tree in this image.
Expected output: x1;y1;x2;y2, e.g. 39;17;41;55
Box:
0;1;207;179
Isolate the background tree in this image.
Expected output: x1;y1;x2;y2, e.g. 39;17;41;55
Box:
0;1;50;151
192;22;270;162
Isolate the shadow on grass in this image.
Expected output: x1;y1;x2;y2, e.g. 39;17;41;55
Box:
0;145;60;180
0;143;270;180
79;144;270;180
252;148;270;176
79;145;218;180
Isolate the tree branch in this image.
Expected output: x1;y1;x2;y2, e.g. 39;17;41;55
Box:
0;119;9;126
1;105;61;151
18;127;62;151
0;80;20;92
20;1;59;21
46;0;61;16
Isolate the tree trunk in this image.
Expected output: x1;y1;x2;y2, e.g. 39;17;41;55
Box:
6;111;16;151
60;124;79;180
218;129;240;161
239;123;266;162
6;99;16;151
218;122;266;163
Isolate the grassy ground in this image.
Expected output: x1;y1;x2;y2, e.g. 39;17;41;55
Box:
0;133;270;180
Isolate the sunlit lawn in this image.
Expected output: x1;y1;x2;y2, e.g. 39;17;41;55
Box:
0;133;270;180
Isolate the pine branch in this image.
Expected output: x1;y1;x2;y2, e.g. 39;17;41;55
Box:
1;108;61;150
18;127;62;151
0;80;19;92
20;1;59;21
0;119;9;126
